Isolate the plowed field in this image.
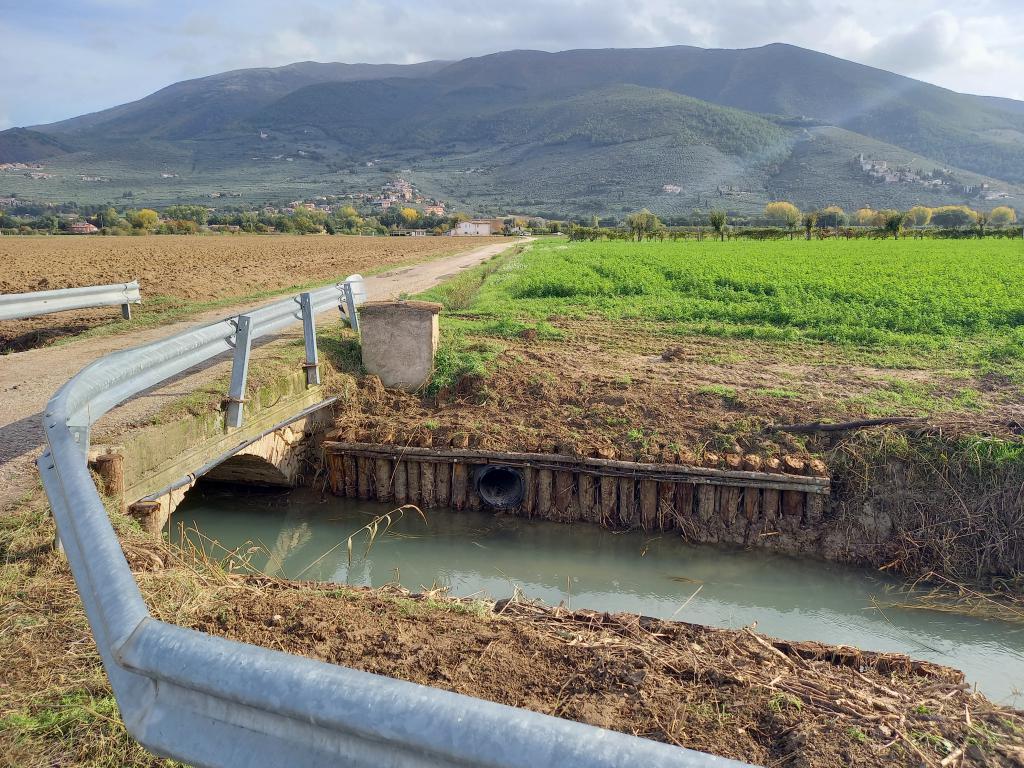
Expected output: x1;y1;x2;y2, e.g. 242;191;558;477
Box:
0;234;492;351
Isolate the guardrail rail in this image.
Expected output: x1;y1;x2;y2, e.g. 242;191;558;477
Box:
37;275;747;768
0;280;143;322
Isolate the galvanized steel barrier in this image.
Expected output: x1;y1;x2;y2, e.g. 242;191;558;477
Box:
37;275;747;768
0;280;142;321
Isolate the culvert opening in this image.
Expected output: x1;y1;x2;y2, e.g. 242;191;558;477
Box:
475;465;525;509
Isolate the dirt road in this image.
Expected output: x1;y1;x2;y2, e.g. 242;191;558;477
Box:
0;238;526;511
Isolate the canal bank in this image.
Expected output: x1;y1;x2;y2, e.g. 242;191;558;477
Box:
173;485;1024;705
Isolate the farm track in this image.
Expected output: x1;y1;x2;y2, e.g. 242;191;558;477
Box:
0;238;527;512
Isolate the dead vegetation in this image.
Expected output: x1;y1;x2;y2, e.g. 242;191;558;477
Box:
3;489;1023;767
828;430;1024;588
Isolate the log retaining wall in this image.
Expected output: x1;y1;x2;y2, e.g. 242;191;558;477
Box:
323;441;830;546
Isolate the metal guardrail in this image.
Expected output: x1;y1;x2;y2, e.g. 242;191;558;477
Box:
0;281;142;321
37;275;748;768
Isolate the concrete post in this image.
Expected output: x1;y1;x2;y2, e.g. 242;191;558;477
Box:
358;301;442;391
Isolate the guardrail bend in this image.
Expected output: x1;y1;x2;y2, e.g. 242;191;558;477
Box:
38;277;750;768
0;281;143;322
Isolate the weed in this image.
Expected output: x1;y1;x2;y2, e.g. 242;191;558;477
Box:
768;693;802;713
698;384;738;400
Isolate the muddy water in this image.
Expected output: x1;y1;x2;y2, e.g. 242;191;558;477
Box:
172;485;1024;705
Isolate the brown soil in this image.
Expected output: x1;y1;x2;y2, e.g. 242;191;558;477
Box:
333;319;1022;466
0;234;492;351
192;582;1023;767
5;488;1023;767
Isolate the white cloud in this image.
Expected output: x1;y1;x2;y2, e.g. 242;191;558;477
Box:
2;0;1023;126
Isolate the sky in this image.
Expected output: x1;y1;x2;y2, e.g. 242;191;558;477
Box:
1;0;1022;129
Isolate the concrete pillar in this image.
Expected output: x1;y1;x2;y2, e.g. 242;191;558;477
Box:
358;301;442;391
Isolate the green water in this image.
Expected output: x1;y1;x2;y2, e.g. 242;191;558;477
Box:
172;485;1024;706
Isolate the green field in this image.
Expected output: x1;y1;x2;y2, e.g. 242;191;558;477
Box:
427;238;1024;373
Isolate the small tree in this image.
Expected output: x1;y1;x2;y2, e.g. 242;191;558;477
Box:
708;209;727;241
96;206;121;229
802;210;818;240
819;205;847;228
854;208;883;227
882;210;906;240
164;204;209;225
399;207;420;227
990;206;1017;228
930;205;977;229
907;205;932;228
128;208;159;231
764;201;800;234
976;211;989;239
626;209;663;241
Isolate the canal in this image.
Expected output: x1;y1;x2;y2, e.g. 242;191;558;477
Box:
172;484;1024;705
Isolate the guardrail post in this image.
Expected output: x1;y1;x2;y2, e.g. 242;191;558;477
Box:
226;315;253;429
342;281;360;334
121;303;132;320
298;292;320;387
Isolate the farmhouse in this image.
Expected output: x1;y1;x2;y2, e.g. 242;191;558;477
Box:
451;218;505;236
67;221;99;234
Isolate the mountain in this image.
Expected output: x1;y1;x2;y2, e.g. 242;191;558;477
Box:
32;60;449;141
1;44;1021;217
429;45;1024;183
0;128;72;163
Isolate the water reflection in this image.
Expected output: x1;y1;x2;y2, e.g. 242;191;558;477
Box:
172;484;1024;705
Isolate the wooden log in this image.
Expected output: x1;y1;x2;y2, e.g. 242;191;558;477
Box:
467;473;482;511
326;452;345;496
782;455;806;475
94;452;125;513
781;490;805;530
451;463;468;510
599;475;617;526
553;470;575;522
743;486;760;522
578;473;598;523
407;460;421;505
655;482;674;530
128;500;163;536
617;477;636;528
742;454;763;473
696;484;716;523
522;467;537;517
356;456;373;500
639;478;658;531
674;483;694;528
374;458;392;503
420;461;436;508
393;461;408;504
342;454;358;497
322;442;829;493
436;461;451;507
720;485;741;526
762;488;780;522
537;469;554;518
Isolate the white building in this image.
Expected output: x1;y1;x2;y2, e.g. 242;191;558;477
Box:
452;219;497;236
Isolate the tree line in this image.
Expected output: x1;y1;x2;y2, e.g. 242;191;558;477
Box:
0;202;476;236
565;203;1020;242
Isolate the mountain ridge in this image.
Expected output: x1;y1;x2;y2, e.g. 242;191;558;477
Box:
2;43;1021;216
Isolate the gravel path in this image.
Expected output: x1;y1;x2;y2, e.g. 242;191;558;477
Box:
0;238;525;511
